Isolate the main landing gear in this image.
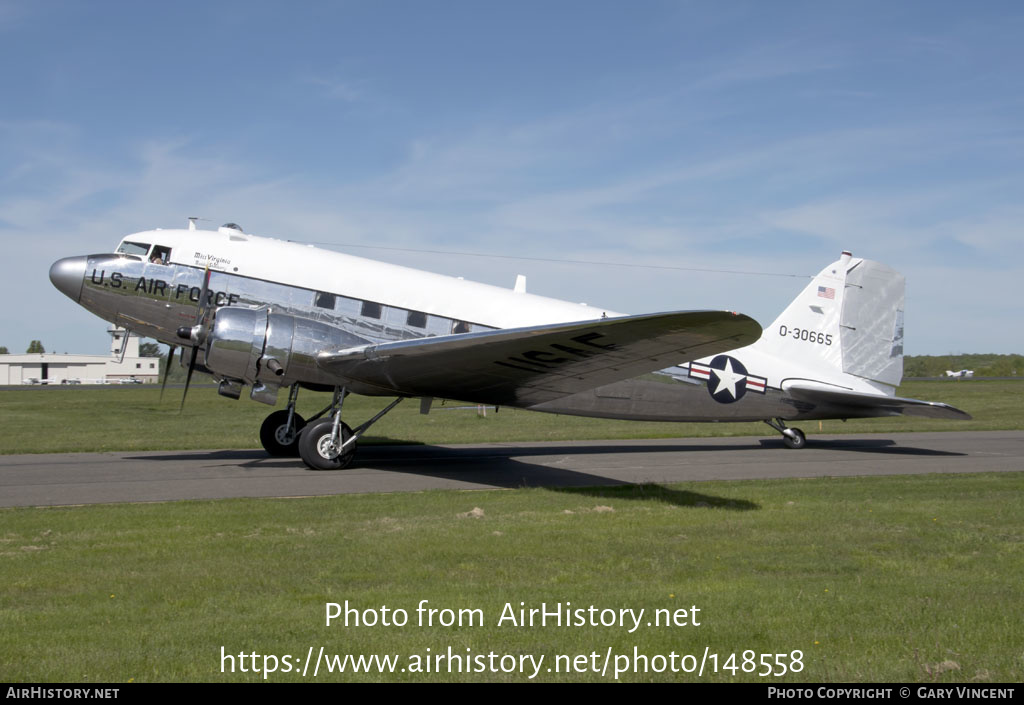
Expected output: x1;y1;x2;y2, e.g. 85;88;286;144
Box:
259;385;307;456
258;384;405;470
764;418;807;449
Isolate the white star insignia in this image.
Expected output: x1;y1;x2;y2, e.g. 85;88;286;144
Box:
712;359;747;399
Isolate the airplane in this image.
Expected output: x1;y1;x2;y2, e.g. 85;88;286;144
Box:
946;369;974;378
49;220;970;469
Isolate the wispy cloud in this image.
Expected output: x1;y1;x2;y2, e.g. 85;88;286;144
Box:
4;3;1023;355
687;39;850;92
302;73;364;102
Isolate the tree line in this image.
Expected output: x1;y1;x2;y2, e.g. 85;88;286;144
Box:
0;341;47;354
0;341;162;356
904;354;1023;378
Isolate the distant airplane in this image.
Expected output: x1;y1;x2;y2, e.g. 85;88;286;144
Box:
945;369;974;378
50;221;970;469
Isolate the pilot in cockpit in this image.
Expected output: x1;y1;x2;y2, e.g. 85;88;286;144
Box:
149;245;171;264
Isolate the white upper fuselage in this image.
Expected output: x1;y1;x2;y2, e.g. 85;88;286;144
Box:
131;226;623;329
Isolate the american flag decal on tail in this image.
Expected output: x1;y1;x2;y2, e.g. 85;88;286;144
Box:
817;286;835;299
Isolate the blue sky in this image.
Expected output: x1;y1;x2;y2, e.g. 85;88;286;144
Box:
2;1;1021;356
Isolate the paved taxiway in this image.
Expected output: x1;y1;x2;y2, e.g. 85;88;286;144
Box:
2;431;1021;507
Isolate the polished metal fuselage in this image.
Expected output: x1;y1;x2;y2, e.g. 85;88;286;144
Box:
62;251;844;422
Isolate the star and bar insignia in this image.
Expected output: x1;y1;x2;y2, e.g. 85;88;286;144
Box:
680;355;767;403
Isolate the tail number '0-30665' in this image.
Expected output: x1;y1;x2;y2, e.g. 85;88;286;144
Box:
779;325;832;346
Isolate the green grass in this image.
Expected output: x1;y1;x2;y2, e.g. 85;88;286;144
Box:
2;473;1022;682
1;379;1020;455
3;380;1021;682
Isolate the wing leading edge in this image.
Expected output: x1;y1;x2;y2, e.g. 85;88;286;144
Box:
317;310;761;406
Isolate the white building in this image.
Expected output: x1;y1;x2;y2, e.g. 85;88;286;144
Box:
0;327;160;385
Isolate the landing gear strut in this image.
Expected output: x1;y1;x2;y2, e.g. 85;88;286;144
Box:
765;418;806;449
297;387;405;470
259;385;306;456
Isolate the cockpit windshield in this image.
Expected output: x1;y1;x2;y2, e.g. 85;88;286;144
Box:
117;241;151;256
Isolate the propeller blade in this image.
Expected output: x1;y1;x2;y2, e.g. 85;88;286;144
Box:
159;344;176;402
195;267;212;324
180;267;213;413
180;345;200;413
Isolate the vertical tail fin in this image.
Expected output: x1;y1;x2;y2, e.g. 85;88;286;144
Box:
752;252;905;389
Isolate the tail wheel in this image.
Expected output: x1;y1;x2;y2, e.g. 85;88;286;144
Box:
298;419;356;470
259;410;306;456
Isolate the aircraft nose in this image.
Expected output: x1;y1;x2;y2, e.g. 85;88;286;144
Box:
49;256;87;302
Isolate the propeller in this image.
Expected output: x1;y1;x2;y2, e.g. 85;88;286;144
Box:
158;344;177;402
176;267;213;412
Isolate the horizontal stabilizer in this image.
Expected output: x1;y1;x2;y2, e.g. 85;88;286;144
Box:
786;384;972;420
317;310;761;406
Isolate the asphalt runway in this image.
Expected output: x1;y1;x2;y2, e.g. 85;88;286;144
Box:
1;431;1021;507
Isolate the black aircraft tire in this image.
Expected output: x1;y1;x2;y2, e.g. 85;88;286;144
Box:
298;419;356;470
260;410;307;457
783;428;807;450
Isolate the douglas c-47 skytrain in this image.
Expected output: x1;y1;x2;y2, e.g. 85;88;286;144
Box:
49;220;969;469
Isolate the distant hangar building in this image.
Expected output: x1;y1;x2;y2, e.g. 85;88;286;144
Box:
0;327;159;385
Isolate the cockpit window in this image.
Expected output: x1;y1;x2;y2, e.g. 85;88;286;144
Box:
117;241;150;256
150;245;171;264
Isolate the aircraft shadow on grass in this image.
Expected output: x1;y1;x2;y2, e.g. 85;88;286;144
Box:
127;435;965;467
755;437;966;456
123;435;965;509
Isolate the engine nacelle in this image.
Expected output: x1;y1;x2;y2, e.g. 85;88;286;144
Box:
204;308;372;404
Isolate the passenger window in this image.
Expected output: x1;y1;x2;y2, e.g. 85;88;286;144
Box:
361;301;382;319
407;310;427;328
453;321;471;334
315;292;336;309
